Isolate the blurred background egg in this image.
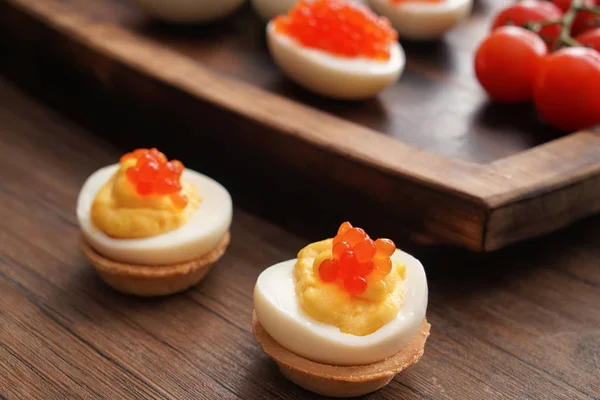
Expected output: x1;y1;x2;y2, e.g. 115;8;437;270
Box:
266;21;405;100
367;0;473;40
132;0;247;23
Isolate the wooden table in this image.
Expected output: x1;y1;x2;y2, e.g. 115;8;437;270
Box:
1;76;599;399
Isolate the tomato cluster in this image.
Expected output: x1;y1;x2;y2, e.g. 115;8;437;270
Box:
121;148;188;209
475;0;600;131
318;222;396;296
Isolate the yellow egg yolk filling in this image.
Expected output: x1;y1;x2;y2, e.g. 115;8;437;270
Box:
294;238;406;336
91;157;201;239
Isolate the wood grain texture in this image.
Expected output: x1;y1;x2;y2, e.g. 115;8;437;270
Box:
1;78;600;399
14;0;566;165
2;0;600;252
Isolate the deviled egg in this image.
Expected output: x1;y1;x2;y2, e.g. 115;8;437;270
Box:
267;0;405;100
77;148;232;296
254;245;428;365
367;0;473;40
253;221;430;397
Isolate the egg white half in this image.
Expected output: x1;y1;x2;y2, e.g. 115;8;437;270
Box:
367;0;473;40
77;164;232;266
267;22;405;100
132;0;246;23
251;0;299;21
254;249;428;366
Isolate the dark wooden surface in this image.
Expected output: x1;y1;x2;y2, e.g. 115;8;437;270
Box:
1;77;600;399
4;0;600;253
50;0;564;164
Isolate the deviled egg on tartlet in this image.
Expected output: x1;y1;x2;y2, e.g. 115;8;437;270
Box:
77;148;232;296
253;222;430;397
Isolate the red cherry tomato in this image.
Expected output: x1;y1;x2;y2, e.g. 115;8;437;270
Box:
492;0;563;47
576;28;600;51
533;47;600;131
551;0;596;13
572;9;600;36
551;0;573;12
475;26;548;103
551;0;599;36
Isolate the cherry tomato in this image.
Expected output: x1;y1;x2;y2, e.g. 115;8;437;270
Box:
533;47;600;131
492;0;563;47
551;0;596;13
551;0;573;12
551;0;599;36
475;26;548;103
576;28;600;51
572;9;600;36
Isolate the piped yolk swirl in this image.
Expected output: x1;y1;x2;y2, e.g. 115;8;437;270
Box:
294;222;406;336
90;148;201;239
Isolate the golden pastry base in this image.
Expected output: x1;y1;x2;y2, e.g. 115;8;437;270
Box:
252;312;430;398
80;232;230;297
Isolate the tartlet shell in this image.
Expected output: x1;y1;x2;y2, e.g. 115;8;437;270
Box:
80;232;230;296
252;312;430;397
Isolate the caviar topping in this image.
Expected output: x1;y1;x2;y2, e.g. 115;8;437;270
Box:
318;222;397;296
120;148;188;209
274;0;398;60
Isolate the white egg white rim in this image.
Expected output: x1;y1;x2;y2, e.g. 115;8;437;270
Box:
267;21;405;76
77;164;232;265
254;249;428;365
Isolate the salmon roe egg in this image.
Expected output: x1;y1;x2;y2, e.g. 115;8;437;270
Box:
375;238;396;257
344;276;368;296
319;258;339;282
338;221;353;236
341;227;368;246
354;238;376;263
339;250;359;279
316;222;397;296
273;0;398;60
120;148;188;209
332;241;352;259
375;257;393;275
357;260;375;276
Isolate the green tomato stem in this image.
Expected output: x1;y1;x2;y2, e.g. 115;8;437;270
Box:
554;0;583;50
520;0;599;50
576;5;600;15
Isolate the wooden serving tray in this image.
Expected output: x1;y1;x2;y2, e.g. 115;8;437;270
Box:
3;0;600;252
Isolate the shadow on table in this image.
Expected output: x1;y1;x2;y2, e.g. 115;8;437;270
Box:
415;211;600;302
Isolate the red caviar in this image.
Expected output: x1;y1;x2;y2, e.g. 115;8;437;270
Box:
318;222;397;296
120;148;188;209
344;276;368;296
274;0;398;61
319;258;339;282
